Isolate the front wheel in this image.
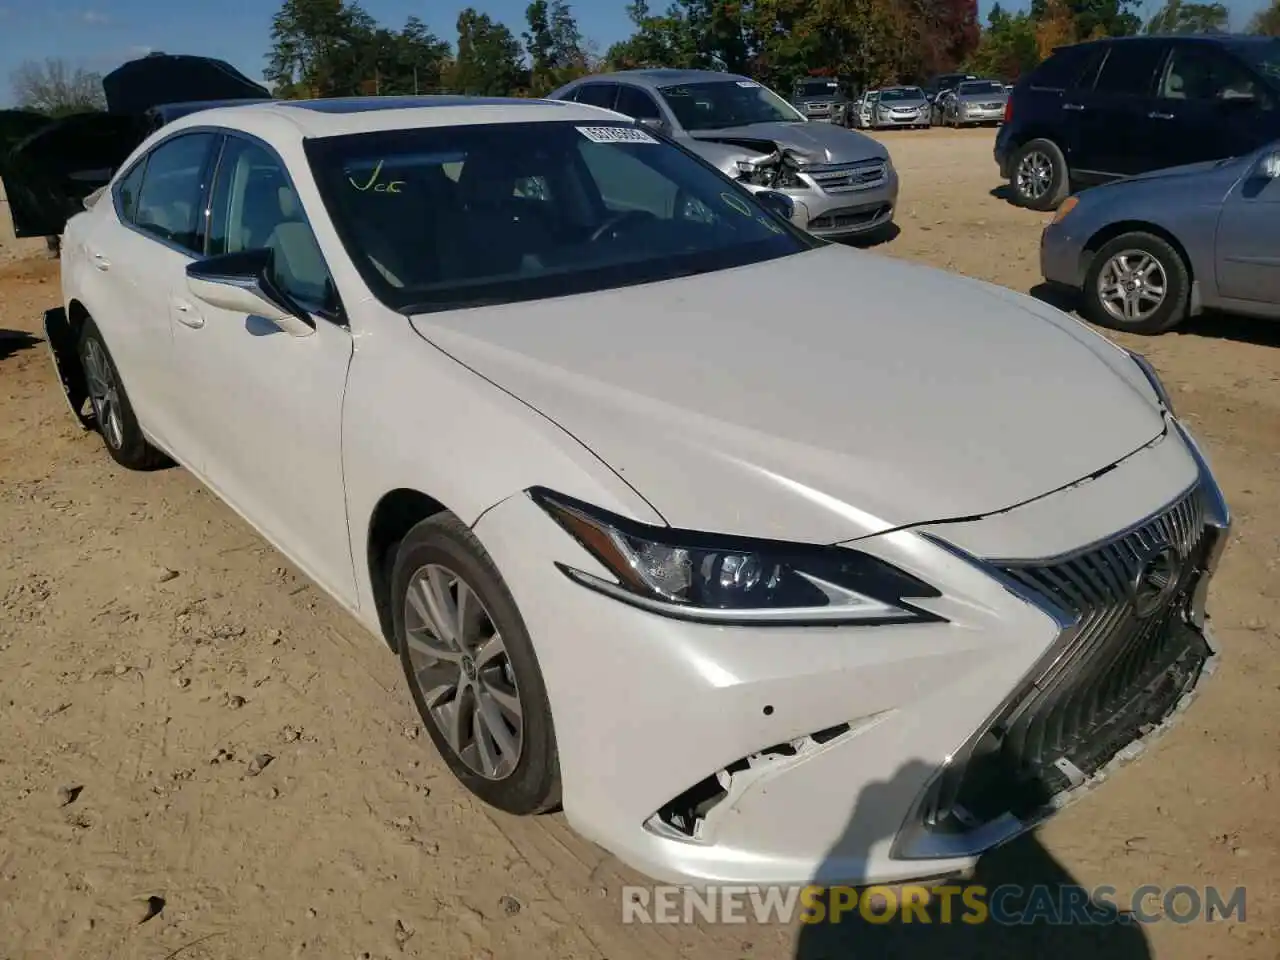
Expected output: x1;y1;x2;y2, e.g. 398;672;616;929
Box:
392;513;561;815
1009;138;1069;211
1082;232;1190;335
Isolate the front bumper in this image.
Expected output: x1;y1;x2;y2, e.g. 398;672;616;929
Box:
954;106;1004;124
874;111;929;127
471;421;1228;887
789;164;900;239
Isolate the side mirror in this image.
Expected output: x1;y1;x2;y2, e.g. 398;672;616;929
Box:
637;116;668;134
756;190;795;221
186;249;316;338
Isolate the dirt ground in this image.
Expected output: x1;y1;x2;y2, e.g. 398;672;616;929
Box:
1;127;1277;960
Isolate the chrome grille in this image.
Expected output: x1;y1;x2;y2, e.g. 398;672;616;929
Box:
805;161;887;194
922;485;1212;833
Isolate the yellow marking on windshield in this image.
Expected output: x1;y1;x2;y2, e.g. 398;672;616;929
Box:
348;159;405;193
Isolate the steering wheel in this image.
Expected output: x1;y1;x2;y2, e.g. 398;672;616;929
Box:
589;209;652;243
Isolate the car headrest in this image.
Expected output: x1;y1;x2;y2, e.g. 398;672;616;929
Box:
278;185;300;220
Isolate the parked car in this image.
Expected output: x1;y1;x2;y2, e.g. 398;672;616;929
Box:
0;53;271;239
791;76;852;124
926;73;978;124
26;80;1230;888
938;78;1009;127
997;34;1280;210
550;70;898;241
854;89;880;128
1041;140;1280;334
870;86;931;129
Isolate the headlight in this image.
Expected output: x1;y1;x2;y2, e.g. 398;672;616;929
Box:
531;488;943;625
1127;351;1176;417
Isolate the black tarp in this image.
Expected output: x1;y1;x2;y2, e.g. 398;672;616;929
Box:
103;53;271;115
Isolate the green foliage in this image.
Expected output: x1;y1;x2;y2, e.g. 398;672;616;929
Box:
966;3;1040;79
1145;0;1228;34
1248;0;1280;35
525;0;590;94
450;8;527;95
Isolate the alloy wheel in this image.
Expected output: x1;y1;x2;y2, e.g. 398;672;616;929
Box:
83;339;123;450
1096;250;1168;324
403;563;523;780
1015;150;1053;201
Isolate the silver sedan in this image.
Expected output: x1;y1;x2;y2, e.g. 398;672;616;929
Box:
1040;142;1280;334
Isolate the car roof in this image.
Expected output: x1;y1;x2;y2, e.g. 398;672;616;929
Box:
159;95;622;141
570;69;752;90
1069;31;1266;48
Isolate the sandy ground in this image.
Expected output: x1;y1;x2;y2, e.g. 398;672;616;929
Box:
1;127;1277;960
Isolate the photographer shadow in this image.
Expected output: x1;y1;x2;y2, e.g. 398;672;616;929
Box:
794;760;1152;960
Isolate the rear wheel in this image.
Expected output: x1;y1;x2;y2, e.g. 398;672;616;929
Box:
1009;138;1069;211
77;317;167;470
1082;232;1190;335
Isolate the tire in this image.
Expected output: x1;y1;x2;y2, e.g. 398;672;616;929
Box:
77;317;167;470
392;513;561;815
1009;137;1069;211
1081;232;1190;335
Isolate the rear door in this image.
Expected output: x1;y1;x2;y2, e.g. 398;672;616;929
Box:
1215;151;1280;304
1147;42;1277;168
1070;39;1167;177
76;130;220;454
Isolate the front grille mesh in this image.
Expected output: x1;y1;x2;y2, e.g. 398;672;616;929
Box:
931;485;1211;829
807;160;887;194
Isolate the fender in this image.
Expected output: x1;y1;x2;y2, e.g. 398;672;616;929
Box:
42;306;91;430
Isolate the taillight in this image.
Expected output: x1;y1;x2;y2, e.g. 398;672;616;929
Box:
1003;99;1013;124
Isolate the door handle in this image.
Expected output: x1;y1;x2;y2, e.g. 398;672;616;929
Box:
172;299;205;329
90;251;110;271
1148;111;1175;120
1062;103;1085;112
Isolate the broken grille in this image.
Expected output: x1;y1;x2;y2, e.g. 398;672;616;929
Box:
924;484;1211;832
806;161;887;194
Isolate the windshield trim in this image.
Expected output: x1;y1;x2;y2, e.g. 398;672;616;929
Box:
303;120;820;315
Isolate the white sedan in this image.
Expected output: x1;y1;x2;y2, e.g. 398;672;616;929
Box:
44;94;1230;888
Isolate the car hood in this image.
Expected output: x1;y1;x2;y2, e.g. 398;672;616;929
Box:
103;53;271;115
408;246;1166;543
686;121;887;163
1113;153;1252;186
878;99;928;109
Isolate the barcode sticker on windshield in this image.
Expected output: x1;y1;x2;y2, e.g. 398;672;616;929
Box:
736;80;760;88
576;125;659;144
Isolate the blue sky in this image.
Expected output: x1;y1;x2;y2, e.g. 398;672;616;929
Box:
0;0;1272;106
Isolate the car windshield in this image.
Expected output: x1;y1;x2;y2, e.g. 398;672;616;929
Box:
958;81;1005;95
879;87;924;102
1232;39;1280;84
795;80;839;99
658;80;805;131
304;120;814;313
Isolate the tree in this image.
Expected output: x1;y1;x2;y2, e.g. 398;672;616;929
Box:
9;59;105;116
1248;0;1280;35
449;8;526;95
525;1;588;94
1029;0;1140;40
1145;0;1228;33
967;3;1040;79
265;0;379;97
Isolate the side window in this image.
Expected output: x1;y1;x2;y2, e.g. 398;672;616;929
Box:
576;83;619;109
1093;42;1165;96
1029;45;1098;89
132;133;217;252
578;141;678;218
1159;46;1267;105
615;85;662;121
114;159;148;224
207;137;332;308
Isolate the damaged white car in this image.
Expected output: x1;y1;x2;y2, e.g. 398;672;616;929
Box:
35;79;1230;888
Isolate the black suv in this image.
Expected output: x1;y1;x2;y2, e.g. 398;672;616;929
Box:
995;34;1280;209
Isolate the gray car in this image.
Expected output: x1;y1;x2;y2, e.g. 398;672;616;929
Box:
550;69;898;240
1040;142;1280;334
790;77;850;125
940;79;1008;127
870;86;930;129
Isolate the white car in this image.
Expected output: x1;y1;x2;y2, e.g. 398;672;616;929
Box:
42;94;1231;889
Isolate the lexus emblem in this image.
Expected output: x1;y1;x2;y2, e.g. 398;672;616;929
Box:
1130;545;1180;618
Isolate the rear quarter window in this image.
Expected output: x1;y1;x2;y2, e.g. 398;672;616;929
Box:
1029;45;1103;90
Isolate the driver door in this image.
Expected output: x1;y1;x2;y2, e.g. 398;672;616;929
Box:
172;134;358;603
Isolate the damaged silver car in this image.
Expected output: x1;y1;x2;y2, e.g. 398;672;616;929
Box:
550;69;898;241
